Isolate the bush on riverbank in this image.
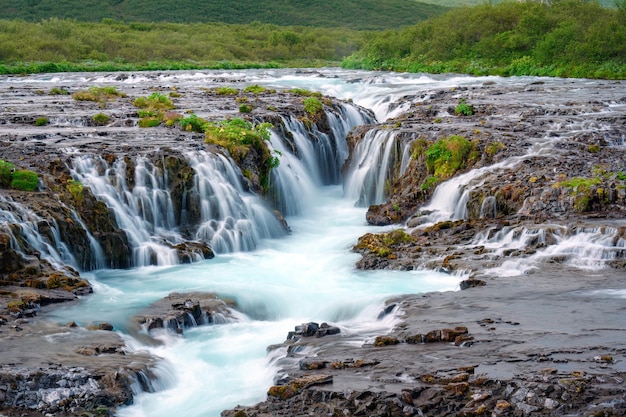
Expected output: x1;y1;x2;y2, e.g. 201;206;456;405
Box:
342;0;626;79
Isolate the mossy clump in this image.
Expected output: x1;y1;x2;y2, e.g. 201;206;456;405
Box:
180;113;207;133
92;112;110;126
354;230;414;258
303;97;323;116
11;169;39;191
138;117;161;128
425;135;473;178
244;84;267;94
66;179;84;204
214;87;239;96
554;176;604;212
485;141;505;156
72;86;126;103
35;117;48;126
48;87;69;95
454;99;474;116
133;92;174;114
239;103;254;113
0;159;15;188
286;88;321;97
374;335;400;347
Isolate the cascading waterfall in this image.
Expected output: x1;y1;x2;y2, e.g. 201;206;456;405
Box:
71;155;182;267
343;129;409;206
0;195;76;270
187;151;286;253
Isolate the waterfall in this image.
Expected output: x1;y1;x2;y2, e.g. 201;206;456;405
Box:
343;129;409;207
187;151;286;253
0;195;75;270
71;155;182;267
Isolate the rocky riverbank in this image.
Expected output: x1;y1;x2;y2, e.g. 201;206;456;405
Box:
0;72;625;417
223;79;626;416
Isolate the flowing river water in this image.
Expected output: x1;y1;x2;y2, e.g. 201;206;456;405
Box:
2;69;623;416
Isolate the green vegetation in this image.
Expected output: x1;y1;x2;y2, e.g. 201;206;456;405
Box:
48;87;69;95
133;92;175;127
355;230;414;258
555;176;603;212
342;0;626;79
239;103;254;113
425;135;473;178
244;84;268;94
35;117;48;126
286;88;322;97
454;99;474;116
11;169;39;191
214;87;240;96
303;97;324;116
180;114;207;133
66;179;84;204
72;86;126;103
0;19;363;74
0;160;39;191
0;160;15;187
92;112;110;126
485;141;505;157
0;0;446;30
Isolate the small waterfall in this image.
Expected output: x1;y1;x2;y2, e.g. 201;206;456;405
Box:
187;151;286;253
479;196;497;219
343;129;408;207
0;195;75;270
71;155;182;267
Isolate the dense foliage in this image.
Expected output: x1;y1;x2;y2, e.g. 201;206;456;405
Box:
342;0;626;79
0;19;363;73
0;0;447;30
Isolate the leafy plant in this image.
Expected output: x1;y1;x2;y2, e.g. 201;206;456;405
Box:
425;135;472;178
92;112;110;126
244;84;267;94
0;160;15;188
455;99;474;116
11;169;39;191
66;179;84;204
72;86;126;103
180;114;207;132
48;87;69;95
303;97;323;115
239;103;254;113
214;87;239;96
35;117;48;126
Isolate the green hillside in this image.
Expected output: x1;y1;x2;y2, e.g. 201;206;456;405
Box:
0;0;448;30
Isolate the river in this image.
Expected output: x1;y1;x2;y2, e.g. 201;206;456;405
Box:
3;69;622;416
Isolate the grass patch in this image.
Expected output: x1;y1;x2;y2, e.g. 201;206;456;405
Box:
11;169;39;191
92;112;109;126
303;97;323;116
72;86;126;103
425;135;472;178
0;160;15;188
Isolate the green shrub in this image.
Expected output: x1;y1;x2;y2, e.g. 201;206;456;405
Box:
239;103;254;113
11;169;39;191
138;117;161;128
66;179;84;204
35;117;48;126
180;114;207;132
426;135;472;178
72;86;126;103
244;84;267;94
286;88;321;97
303;97;323;115
92;112;110;126
133;92;174;112
205;118;272;147
454;99;474;116
48;87;69;95
214;87;239;96
0;160;15;188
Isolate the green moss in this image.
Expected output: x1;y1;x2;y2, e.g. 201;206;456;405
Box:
587;144;601;153
133;92;174;112
11;169;39;191
72;86;126;103
66;179;84;204
35;117;48;126
454;99;474;116
303;97;323;116
0;160;15;188
48;87;69;95
485;141;505;156
138;117;161;128
425;135;472;178
180;114;207;132
214;87;239;96
243;84;267;94
92;112;109;126
239;103;254;113
286;88;321;97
